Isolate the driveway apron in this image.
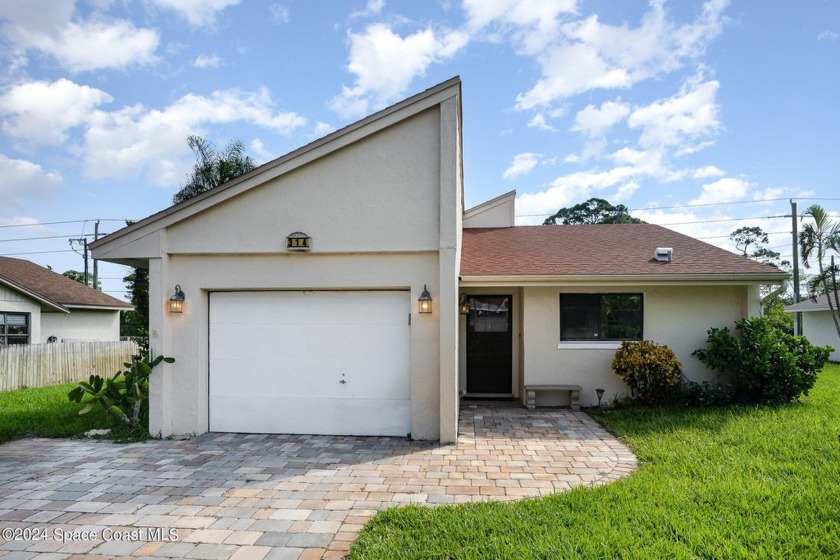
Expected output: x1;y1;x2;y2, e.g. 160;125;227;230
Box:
0;404;636;559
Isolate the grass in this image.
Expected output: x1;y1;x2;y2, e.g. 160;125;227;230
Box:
0;382;136;444
349;363;840;559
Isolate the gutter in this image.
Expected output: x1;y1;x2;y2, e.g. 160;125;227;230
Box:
761;280;790;304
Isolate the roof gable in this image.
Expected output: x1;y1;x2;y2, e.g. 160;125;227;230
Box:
0;257;132;310
91;77;462;260
460;225;788;281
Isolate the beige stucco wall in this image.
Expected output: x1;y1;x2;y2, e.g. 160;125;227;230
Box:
802;312;840;361
0;285;42;343
134;101;460;441
520;284;754;407
40;309;121;342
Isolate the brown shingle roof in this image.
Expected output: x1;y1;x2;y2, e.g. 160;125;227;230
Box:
460;225;787;279
786;292;840;312
0;257;132;310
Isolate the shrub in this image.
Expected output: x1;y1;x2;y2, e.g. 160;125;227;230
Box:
612;340;682;404
693;317;832;405
68;354;174;434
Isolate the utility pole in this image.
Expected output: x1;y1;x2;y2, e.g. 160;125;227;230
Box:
92;220;100;290
791;200;801;335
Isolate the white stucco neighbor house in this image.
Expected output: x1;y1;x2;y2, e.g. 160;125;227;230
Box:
90;77;787;442
0;257;132;344
786;294;840;361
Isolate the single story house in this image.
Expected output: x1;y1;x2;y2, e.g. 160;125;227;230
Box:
787;293;840;361
0;257;132;344
91;77;786;442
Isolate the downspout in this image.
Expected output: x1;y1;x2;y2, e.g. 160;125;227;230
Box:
760;280;790;308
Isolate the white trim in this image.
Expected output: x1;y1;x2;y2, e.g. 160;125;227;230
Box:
558;342;622;350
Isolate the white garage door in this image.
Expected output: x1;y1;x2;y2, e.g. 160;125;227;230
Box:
209;291;411;436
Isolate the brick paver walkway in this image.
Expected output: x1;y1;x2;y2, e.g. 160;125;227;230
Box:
0;404;636;559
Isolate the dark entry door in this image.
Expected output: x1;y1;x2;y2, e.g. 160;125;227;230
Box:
466;295;512;394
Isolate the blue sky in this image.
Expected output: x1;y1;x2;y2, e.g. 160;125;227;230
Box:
1;0;838;301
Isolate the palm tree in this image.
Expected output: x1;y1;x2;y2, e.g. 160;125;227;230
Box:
172;135;256;204
799;204;840;338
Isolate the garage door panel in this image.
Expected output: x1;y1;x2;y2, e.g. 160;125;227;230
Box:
209;290;411;436
212;396;411;437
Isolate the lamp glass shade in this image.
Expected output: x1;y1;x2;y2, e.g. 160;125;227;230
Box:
169;285;185;314
418;285;432;314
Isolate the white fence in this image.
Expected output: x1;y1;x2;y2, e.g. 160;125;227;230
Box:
0;341;140;392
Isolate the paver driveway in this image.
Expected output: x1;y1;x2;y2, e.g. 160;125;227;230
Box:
0;404;636;559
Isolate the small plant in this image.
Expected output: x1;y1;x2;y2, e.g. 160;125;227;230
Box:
68;354;174;433
693;317;832;405
612;340;682;404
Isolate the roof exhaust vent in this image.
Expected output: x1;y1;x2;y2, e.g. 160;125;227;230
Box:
654;247;673;262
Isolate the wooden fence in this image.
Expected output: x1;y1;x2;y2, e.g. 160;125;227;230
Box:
0;341;140;392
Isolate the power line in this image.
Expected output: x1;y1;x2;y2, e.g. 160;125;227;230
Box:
0;219;130;230
0;233;97;243
515;196;840;218
0;249;77;256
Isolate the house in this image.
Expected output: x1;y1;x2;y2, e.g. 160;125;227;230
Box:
90;77;787;442
0;257;132;344
786;293;840;361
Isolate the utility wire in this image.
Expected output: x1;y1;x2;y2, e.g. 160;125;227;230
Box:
0;219;129;229
0;233;97;243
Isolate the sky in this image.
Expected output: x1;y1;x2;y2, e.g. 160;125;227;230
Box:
1;0;839;302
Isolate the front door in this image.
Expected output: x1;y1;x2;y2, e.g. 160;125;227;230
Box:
466;295;512;394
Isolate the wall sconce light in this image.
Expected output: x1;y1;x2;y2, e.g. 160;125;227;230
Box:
169;285;185;314
459;294;469;315
418;284;433;314
596;388;605;407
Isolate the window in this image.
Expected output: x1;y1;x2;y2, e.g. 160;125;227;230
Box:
560;294;642;342
0;312;30;345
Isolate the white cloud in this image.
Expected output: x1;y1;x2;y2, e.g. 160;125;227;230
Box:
249;138;273;163
0;79;113;145
331;23;468;117
690;177;751;205
0;3;159;73
269;3;290;24
312;122;335;137
0;154;62;213
193;54;222;68
463;0;577;55
503;152;542;179
513;0;729;109
351;0;386;19
84;88;307;184
527;112;557;131
148;0;241;28
572;99;629;136
627;78;720;150
692;165;725;179
613;182;639;202
817;30;838;42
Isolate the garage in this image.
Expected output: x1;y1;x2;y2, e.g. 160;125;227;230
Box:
209;290;411;436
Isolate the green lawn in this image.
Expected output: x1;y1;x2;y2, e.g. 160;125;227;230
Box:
349;363;840;559
0;382;121;444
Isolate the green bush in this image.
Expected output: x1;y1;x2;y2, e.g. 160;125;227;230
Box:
612;340;682;404
693;317;832;405
68;354;174;435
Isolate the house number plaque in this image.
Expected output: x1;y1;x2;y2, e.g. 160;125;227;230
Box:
286;232;312;252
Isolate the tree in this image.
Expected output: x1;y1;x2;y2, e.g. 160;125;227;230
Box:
62;269;101;290
118;220;149;346
543;198;646;225
799;204;840;340
172;135;256;204
730;226;790;270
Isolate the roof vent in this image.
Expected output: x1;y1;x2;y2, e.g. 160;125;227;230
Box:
654;247;673;262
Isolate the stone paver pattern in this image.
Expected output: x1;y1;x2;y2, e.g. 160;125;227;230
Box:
0;404;636;559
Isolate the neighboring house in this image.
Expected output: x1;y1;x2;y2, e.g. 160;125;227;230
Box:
90;77;787;442
786;294;840;361
0;257;132;345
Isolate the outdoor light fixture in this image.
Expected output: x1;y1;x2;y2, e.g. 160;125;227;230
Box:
418;285;433;314
169;285;185;314
596;388;605;407
459;294;469;315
